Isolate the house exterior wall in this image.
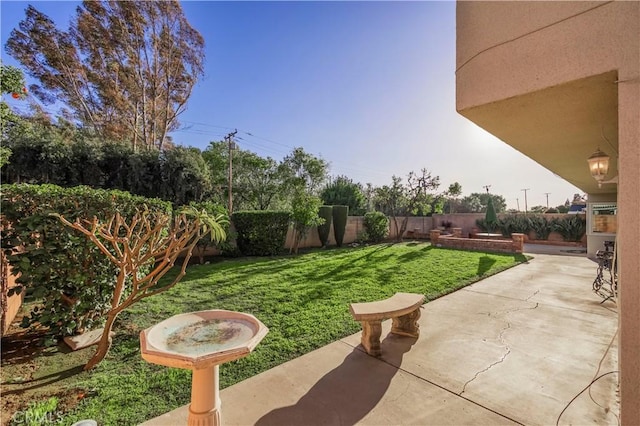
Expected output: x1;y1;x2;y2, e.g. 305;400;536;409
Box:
456;1;640;423
456;1;637;110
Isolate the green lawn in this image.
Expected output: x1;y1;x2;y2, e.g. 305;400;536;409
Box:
3;242;526;425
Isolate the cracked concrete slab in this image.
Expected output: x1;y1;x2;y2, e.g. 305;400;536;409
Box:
143;253;618;426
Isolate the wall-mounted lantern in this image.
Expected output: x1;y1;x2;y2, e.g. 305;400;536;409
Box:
587;148;610;188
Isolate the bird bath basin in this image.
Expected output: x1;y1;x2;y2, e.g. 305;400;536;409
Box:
140;310;268;426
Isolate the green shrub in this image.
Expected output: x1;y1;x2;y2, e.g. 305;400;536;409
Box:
497;215;531;237
1;184;171;338
363;211;389;243
189;201;230;262
290;192;324;254
232;211;291;256
529;215;553;240
332;205;349;247
317;206;333;247
552;215;586;242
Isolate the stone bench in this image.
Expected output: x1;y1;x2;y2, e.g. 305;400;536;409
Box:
349;292;425;356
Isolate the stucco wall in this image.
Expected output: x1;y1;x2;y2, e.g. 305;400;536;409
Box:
617;66;640;425
456;1;638;110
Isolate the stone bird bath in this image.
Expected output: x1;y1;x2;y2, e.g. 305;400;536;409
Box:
140;310;268;425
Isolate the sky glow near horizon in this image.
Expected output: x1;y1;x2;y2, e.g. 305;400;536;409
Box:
1;1;582;210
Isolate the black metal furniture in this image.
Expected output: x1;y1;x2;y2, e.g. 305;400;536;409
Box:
593;240;617;303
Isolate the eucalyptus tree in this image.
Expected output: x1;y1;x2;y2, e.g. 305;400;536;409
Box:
6;1;204;150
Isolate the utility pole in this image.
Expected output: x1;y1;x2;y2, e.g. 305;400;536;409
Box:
521;188;530;214
482;185;491;193
516;198;520;212
226;129;238;214
544;192;551;209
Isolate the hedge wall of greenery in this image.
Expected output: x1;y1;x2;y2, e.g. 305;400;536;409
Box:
1;184;171;339
1;138;211;206
232;211;291;256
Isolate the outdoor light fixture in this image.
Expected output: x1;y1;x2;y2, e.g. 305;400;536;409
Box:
587;148;610;188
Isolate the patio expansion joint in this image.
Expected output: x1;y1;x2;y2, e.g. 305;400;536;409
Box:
462;287;616;318
459;300;539;396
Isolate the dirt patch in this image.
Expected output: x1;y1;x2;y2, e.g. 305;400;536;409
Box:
1;317;92;425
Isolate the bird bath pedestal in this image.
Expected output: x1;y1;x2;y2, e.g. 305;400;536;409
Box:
140;310;268;426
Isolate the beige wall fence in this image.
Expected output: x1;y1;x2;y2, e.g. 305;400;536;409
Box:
284;216;434;250
280;213;587;251
1;252;23;336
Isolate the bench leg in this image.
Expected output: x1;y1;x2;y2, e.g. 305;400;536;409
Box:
360;320;382;357
391;308;421;338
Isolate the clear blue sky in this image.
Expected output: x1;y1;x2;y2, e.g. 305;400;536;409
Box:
1;1;581;210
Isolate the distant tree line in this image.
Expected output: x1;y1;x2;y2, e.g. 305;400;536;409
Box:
1;116;330;209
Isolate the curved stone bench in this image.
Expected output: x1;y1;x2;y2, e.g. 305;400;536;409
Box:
349;292;425;356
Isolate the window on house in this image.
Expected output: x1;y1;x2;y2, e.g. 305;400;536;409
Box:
590;203;617;234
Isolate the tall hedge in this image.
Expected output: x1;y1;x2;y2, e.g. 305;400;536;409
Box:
317;206;333;247
332;205;349;247
1;184;172;338
232;211;291;256
2;137;211;206
485;197;498;231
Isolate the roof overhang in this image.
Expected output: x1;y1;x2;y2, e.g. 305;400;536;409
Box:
458;71;618;195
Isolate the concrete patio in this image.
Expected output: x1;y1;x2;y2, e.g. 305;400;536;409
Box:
144;250;619;425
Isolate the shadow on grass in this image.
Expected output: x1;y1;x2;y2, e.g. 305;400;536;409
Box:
2;365;85;394
396;244;434;262
477;256;497;276
255;335;417;425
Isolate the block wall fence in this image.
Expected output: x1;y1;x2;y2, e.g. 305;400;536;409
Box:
286;212;585;250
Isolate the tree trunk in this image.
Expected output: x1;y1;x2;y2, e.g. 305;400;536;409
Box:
83;309;120;370
398;216;409;242
392;216;402;242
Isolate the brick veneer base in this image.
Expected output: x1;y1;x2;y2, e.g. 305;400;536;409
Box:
430;230;524;254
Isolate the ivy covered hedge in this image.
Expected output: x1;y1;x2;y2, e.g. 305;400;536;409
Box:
1;184;171;339
232;211;291;256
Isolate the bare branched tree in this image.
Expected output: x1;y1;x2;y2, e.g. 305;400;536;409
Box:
56;207;226;370
375;169;440;241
